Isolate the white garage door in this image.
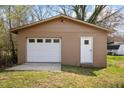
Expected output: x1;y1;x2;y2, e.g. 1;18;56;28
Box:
27;38;61;62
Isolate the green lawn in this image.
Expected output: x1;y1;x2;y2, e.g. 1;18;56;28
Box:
0;56;124;88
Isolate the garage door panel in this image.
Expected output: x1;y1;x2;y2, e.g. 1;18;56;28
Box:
27;38;61;62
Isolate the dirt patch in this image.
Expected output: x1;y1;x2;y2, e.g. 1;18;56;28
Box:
117;63;124;68
0;77;9;80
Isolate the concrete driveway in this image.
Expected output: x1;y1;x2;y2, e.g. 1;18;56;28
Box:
6;62;61;71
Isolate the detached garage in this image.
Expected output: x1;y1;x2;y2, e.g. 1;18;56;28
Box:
11;15;112;68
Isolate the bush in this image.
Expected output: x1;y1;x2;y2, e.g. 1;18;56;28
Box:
0;49;17;69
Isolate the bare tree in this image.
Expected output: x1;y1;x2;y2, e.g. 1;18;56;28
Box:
97;6;124;29
71;5;124;30
51;5;73;16
72;5;87;21
31;5;52;21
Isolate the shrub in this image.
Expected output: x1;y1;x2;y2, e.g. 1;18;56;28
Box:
0;49;17;69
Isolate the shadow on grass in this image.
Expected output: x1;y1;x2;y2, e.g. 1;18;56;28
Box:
61;65;102;76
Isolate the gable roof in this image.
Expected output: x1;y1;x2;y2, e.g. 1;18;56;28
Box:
10;15;113;33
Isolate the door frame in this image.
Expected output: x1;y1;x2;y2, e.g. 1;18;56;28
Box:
80;36;93;64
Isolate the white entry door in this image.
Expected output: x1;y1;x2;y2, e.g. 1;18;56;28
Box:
27;38;61;62
80;37;93;64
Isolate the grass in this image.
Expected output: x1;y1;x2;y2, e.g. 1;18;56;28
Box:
0;56;124;88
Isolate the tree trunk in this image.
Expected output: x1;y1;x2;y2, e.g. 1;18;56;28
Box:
8;6;17;64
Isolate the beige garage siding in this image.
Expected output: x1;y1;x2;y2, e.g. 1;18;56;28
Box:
17;17;107;67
